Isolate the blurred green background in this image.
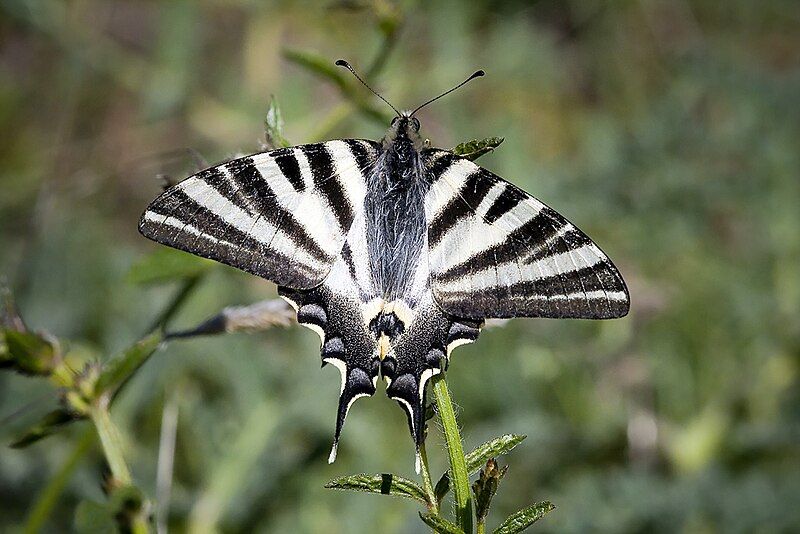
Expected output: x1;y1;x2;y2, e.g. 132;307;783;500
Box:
1;0;799;532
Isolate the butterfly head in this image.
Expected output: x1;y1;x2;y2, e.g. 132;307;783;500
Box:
384;113;423;150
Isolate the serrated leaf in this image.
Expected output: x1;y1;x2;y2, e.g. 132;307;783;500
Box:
435;434;526;503
1;329;58;375
10;409;78;448
419;512;465;534
492;501;555;534
264;95;290;149
96;331;163;399
127;248;212;285
324;473;429;505
451;137;504;161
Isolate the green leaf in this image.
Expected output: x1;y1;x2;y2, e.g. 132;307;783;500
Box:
1;329;59;375
419;512;465;534
324;473;429;505
264;95;290;148
10;409;78;448
95;331;164;399
127;248;212;285
492;501;555;534
451;137;504;161
436;434;526;503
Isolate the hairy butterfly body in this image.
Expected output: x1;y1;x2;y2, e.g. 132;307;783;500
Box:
139;73;629;469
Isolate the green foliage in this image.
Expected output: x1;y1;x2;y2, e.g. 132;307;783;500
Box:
1;330;59;376
264;95;290;149
324;473;429;505
473;459;507;525
1;0;799;532
420;511;465;534
11;409;77;449
451;138;504;161
492;502;555;534
436;434;526;503
127;248;212;285
95;331;163;400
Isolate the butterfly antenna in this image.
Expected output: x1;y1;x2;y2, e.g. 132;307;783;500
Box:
335;59;401;117
410;69;485;116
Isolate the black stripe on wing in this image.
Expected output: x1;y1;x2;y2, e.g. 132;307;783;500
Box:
423;150;629;320
301;145;354;232
139;141;378;290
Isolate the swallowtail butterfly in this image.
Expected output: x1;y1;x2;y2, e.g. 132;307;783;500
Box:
139;61;629;469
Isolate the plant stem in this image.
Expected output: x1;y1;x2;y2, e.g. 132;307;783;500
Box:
432;376;473;533
477;522;485;534
418;440;439;514
90;401;132;486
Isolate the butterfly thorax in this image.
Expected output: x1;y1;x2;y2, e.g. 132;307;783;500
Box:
365;118;429;304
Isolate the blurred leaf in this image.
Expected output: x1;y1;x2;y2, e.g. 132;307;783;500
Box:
283;48;349;90
1;329;59;375
492;501;555;534
436;434;526;503
325;473;429;505
127;248;212;285
282;48;392;125
74;499;115;534
452;137;504;161
96;331;163;399
10;409;79;448
473;459;507;523
418;512;465;534
264;95;290;149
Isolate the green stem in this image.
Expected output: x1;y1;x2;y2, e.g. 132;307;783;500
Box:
90;402;132;486
418;440;439;514
432;376;473;533
477;522;486;534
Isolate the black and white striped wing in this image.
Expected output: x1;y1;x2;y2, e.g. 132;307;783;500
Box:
139;140;379;289
423;150;629;320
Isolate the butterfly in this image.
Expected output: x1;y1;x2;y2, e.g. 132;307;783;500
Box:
139;61;629;469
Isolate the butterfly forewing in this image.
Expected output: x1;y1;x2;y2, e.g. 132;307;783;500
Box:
139;140;379;289
422;149;629;320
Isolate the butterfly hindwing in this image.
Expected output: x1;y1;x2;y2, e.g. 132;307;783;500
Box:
423;149;629;320
139;139;379;289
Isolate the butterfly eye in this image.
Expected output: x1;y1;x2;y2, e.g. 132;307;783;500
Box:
412;117;420;131
391;117;398;126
